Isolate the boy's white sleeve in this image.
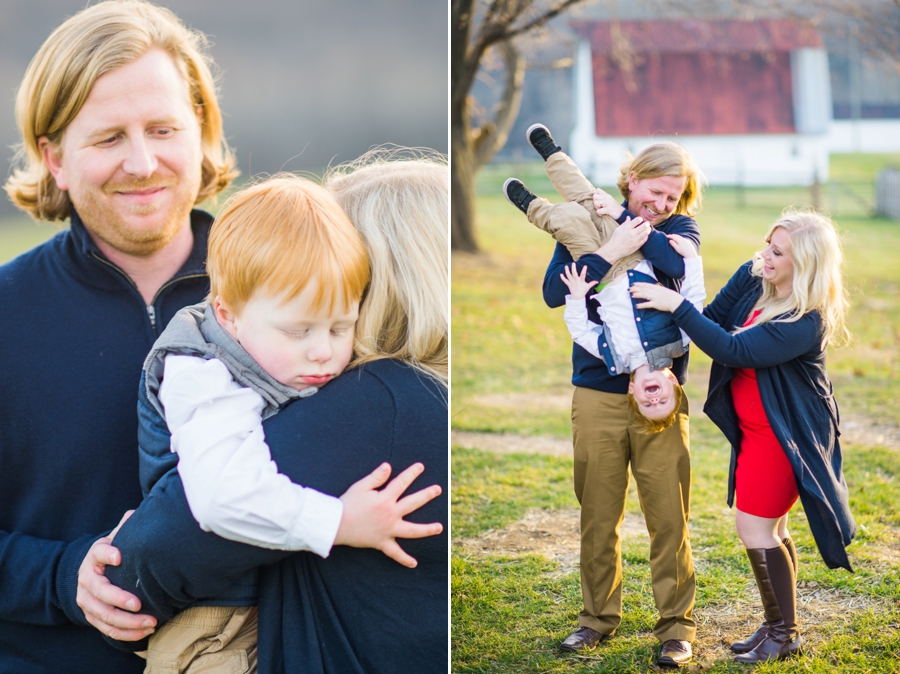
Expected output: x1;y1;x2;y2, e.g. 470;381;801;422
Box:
678;256;707;345
158;354;343;557
563;296;603;359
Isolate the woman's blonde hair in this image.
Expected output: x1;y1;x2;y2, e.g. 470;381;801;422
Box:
4;0;238;221
616;142;704;218
742;209;851;347
326;148;448;387
208;174;369;316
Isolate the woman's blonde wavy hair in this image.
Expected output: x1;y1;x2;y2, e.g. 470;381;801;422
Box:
326;148;448;388
740;209;851;348
4;0;238;222
616;142;705;218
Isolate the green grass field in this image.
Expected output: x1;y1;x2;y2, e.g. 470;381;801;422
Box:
452;154;900;673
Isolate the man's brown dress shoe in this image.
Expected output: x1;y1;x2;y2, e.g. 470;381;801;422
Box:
657;639;692;668
559;626;609;652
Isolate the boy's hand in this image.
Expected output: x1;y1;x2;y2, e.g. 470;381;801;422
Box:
335;462;443;568
592;188;625;220
667;233;698;259
560;263;598;300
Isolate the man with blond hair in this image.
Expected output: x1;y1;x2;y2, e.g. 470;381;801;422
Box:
528;126;703;668
0;3;236;671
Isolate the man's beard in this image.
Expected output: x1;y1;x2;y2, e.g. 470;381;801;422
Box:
75;172;201;257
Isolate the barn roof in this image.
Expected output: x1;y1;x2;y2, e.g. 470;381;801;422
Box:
571;19;823;54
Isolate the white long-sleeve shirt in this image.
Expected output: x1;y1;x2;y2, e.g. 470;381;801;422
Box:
158;354;343;557
564;256;706;372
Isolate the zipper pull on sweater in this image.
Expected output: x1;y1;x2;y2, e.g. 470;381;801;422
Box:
147;304;157;331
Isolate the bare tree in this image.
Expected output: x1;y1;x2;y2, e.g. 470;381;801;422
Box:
451;0;591;252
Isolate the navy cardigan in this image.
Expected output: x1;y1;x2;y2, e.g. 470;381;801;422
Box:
105;358;449;674
671;261;855;571
0;210;212;674
543;207;700;393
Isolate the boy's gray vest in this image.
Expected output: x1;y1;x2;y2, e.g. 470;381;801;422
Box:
138;302;315;606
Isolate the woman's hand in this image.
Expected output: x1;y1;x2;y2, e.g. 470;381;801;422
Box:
592;187;625;220
336;462;443;569
630;282;685;313
560;263;598;300
667;233;698;259
594;216;650;263
76;510;157;641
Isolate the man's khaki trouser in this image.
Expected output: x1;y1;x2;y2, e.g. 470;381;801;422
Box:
572;387;696;643
144;605;258;674
526;152;644;284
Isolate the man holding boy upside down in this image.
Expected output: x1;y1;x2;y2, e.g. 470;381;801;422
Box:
0;3;439;672
506;125;703;668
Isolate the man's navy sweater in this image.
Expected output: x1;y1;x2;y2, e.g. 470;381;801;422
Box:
0;210;212;674
542;208;701;392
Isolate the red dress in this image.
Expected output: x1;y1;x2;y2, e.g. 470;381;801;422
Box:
730;311;799;518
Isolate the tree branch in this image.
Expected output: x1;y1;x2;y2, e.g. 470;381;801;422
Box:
472;39;525;169
503;0;587;42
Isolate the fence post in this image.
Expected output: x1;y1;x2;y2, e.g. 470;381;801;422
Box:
875;168;900;220
812;169;821;211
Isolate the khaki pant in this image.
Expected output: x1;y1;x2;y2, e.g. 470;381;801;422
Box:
572;387;696;643
145;605;258;674
526;152;645;284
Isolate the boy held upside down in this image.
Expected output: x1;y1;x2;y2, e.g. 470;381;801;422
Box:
505;125;705;431
559;246;703;432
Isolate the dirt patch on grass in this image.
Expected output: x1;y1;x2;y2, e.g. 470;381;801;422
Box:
458;507;646;576
841;416;900;450
461;364;900;452
452;430;571;456
459;508;891;670
470;392;573;411
457;392;900;452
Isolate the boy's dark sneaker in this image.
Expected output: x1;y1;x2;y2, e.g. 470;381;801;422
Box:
527;123;562;160
503;178;537;214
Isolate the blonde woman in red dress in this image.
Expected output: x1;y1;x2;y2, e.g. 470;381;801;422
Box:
630;209;854;664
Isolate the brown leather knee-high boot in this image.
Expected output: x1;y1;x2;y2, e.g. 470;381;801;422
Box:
783;537;798;576
729;547;781;653
734;544;802;663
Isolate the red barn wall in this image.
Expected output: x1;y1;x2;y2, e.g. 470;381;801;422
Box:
592;52;796;136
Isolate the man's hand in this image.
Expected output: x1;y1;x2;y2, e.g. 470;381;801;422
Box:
667;233;698;259
592;188;625;220
76;510;157;641
594;216;650;263
560;263;598;301
335;462;443;568
629;281;685;313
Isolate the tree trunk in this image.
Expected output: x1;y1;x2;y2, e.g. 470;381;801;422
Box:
450;0;592;252
451;40;524;253
451;112;479;252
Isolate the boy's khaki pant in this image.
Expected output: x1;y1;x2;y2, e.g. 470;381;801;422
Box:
144;605;258;674
526;152;644;284
571;387;696;643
